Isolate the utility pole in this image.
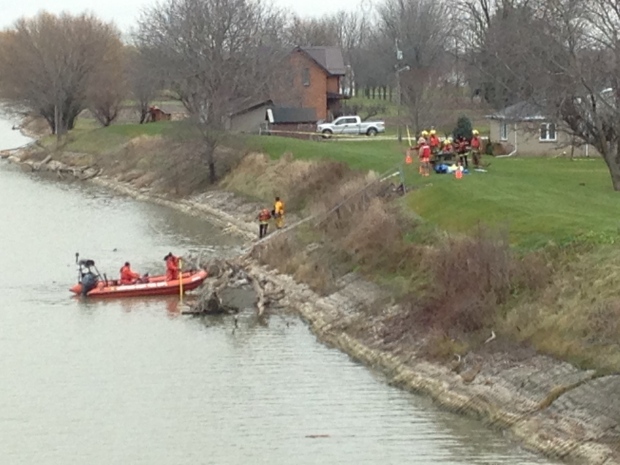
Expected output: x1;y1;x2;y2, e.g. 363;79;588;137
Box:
397;72;402;143
394;39;409;144
395;65;410;144
54;103;60;149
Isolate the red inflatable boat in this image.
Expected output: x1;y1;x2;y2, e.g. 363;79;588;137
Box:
70;257;208;298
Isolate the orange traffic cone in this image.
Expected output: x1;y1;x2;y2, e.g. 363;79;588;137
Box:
455;167;463;179
405;153;413;164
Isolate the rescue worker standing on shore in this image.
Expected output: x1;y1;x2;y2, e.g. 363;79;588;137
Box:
470;129;481;168
257;207;271;239
164;252;179;281
456;136;469;169
428;129;440;156
273;197;285;229
120;262;140;285
418;136;431;177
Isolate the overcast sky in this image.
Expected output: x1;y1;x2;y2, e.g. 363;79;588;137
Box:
1;0;363;32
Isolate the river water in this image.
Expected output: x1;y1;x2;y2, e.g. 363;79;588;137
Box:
0;114;557;464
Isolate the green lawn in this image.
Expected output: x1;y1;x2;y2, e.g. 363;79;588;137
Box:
245;135;405;173
42;120;184;154
409;158;620;247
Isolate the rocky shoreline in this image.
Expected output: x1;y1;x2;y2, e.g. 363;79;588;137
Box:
2;149;620;465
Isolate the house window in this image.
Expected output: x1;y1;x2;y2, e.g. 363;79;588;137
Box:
540;123;557;142
500;122;508;141
302;68;310;87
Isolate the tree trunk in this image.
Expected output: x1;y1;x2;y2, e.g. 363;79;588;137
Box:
208;161;216;184
139;102;149;124
601;143;620;191
607;158;620;191
204;141;217;184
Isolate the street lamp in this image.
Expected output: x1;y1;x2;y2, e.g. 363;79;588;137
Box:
395;65;410;143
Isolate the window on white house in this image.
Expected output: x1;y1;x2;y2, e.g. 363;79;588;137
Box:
540;123;557;141
302;68;310;86
500;122;508;141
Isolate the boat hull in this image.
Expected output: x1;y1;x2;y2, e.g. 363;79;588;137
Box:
69;270;208;298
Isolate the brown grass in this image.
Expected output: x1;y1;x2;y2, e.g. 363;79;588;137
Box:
419;227;513;332
251;230;348;295
500;244;620;373
221;152;357;210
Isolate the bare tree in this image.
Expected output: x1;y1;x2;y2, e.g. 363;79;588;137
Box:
377;0;453;133
285;15;341;46
0;12;123;134
136;0;288;183
451;0;548;107
87;41;127;126
125;46;161;124
456;0;620;189
545;0;620;189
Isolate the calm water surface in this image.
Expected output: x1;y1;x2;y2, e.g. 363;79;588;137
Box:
0;114;557;464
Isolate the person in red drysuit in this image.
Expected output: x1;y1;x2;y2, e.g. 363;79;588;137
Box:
120;262;140;285
418;137;431;177
456;136;469;169
164;252;180;281
428;129;441;156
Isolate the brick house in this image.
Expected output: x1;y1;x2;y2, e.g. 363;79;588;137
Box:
289;46;348;122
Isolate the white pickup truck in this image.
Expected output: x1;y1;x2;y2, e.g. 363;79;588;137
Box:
317;115;386;138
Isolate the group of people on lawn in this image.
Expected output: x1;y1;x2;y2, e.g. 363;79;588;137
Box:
408;129;483;176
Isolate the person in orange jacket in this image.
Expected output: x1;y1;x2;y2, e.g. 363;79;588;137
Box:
470;129;482;168
428;129;441;156
120;262;140;285
257;207;272;238
164;252;179;281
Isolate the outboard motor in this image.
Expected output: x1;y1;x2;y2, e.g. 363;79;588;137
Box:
77;258;99;297
80;271;98;296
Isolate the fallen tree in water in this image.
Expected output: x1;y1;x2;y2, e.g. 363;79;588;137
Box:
182;256;286;316
6;152;102;181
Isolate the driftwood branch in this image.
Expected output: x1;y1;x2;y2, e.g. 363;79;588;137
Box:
17;156;102;181
182;255;285;316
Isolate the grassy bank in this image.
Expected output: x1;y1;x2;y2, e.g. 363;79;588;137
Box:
248;134;619;247
27;118;620;373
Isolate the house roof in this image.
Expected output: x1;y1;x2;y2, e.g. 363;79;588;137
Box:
296;46;346;76
229;98;273;116
267;107;317;124
487;101;546;121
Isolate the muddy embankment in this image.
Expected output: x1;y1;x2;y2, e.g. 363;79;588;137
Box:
2;140;620;465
